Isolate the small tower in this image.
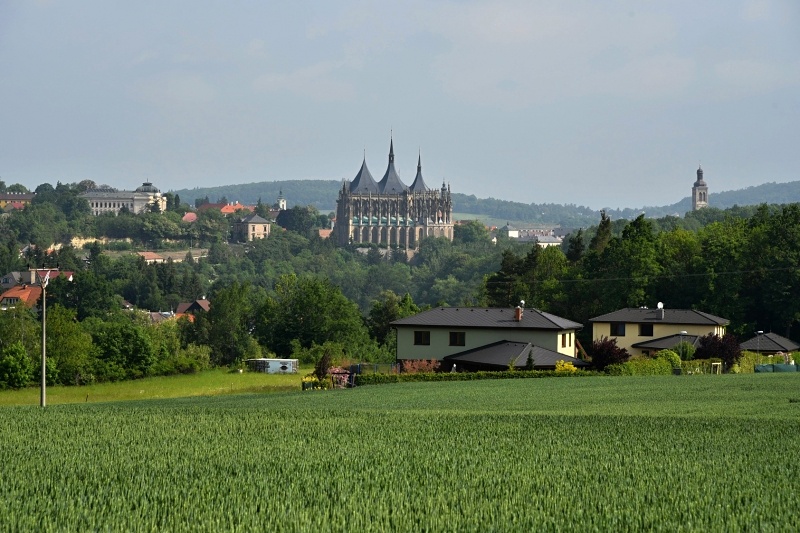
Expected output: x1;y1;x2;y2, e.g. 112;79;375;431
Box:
692;165;708;210
277;189;287;210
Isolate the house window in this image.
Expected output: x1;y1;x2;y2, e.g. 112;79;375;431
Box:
449;332;465;346
562;334;567;348
610;322;626;336
414;331;430;346
639;324;653;336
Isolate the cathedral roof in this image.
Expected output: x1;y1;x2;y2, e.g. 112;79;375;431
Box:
349;158;379;194
408;153;429;192
694;165;706;187
378;138;408;194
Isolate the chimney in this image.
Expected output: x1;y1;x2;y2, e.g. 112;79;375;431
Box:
515;300;525;321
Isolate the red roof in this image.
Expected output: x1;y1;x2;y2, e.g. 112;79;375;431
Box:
182;212;198;222
0;284;42;307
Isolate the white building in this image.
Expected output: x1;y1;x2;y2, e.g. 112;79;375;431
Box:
82;182;167;216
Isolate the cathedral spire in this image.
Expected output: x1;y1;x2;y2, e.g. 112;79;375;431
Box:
389;136;395;164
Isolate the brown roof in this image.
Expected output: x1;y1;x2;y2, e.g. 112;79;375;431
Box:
176;299;210;314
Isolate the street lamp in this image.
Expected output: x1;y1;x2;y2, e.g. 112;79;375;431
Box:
679;331;687;359
756;330;764;365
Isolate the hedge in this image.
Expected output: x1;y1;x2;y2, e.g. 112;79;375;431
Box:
353;369;600;386
606;357;673;376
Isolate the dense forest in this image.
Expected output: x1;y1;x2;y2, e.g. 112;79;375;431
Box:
1;178;799;389
171;178;800;228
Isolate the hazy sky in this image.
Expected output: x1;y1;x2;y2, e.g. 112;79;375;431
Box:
1;0;798;209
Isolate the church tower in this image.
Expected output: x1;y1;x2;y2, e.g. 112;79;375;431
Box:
277;189;287;210
692;165;708;210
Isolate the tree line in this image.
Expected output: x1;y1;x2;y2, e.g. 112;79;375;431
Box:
1;178;799;388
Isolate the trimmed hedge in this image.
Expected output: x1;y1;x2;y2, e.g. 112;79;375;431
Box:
606;357;673;376
354;369;600;386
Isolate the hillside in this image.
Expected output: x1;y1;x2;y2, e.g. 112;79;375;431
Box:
171;179;800;228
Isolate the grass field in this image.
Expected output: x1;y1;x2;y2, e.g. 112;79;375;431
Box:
1;374;799;531
0;367;305;407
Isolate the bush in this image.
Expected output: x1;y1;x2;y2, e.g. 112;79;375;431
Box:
655;350;682;369
555;360;577;373
401;359;441;374
695;333;741;370
673;341;696;361
589;336;630;371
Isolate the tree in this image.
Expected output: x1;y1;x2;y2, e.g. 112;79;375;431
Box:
255;274;371;358
206;282;263;366
454;220;490;244
276;205;315;237
0;341;34;389
588;210;612;255
589;336;629;371
367;291;420;345
565;229;585;263
46;304;94;385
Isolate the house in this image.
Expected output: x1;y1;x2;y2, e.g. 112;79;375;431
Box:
176;299;210;314
391;305;586;370
137;251;165;264
740;332;799;355
2;269;74;290
233;213;270;242
588;305;729;357
0;192;35;210
0;284;43;309
1;271;23;291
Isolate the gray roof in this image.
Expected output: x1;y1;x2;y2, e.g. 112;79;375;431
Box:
632;333;700;350
349;158;379;194
408;154;429;192
377;139;408;194
443;340;590;369
589;308;728;326
694;166;706;186
740;332;799;353
392;307;582;331
240;213;269;224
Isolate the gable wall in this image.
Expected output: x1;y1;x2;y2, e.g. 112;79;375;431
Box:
396;326;576;360
592;321;727;355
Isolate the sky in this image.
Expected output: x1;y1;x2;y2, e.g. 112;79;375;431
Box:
1;0;798;209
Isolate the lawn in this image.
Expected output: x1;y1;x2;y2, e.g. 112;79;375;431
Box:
0;367;305;406
1;374;798;531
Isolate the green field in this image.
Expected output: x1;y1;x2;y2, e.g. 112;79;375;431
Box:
2;374;799;531
0;367;304;407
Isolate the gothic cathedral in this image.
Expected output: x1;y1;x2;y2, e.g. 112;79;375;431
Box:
334;139;453;248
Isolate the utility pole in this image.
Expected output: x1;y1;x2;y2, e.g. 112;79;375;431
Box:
38;269;50;408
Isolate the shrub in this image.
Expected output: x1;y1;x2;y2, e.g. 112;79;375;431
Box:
673;341;696;361
401;359;441;374
606;357;672;376
655;350;682;369
589;336;630;371
695;333;742;370
555;360;577;373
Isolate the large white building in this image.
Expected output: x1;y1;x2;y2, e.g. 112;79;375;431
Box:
82;182;167;216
